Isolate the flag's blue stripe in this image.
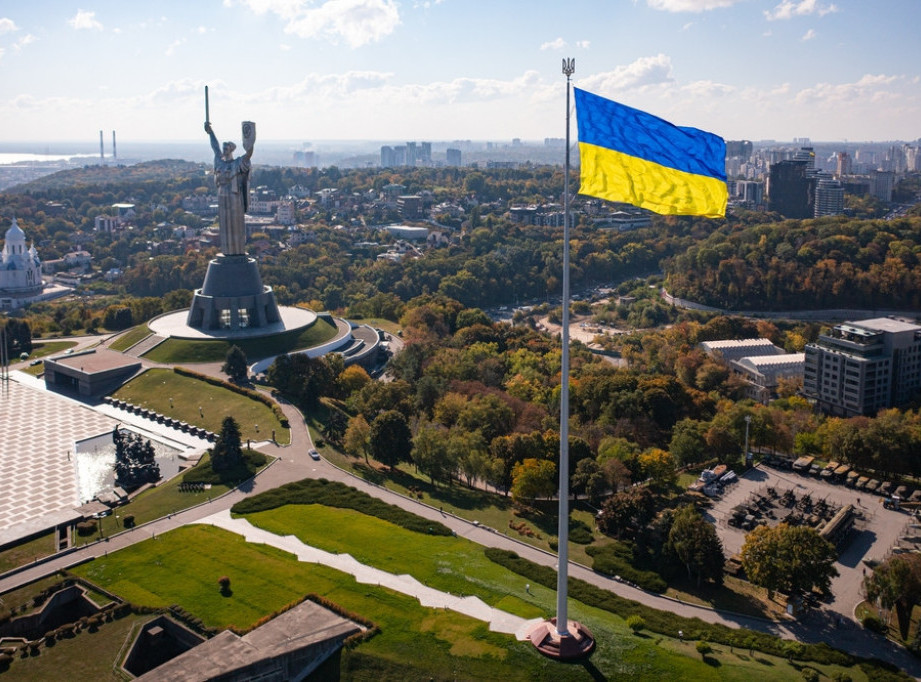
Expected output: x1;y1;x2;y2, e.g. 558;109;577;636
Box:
574;88;726;181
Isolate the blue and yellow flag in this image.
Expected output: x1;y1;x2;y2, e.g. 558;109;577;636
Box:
574;88;727;218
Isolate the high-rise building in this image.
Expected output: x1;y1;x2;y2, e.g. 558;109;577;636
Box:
871;170;894;202
835;151;852;177
814;175;845;217
446;148;462;167
768;158;815;218
803;318;921;417
380;145;395;168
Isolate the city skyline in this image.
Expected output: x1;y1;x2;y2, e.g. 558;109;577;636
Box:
1;1;920;146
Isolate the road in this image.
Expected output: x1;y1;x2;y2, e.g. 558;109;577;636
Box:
1;379;919;676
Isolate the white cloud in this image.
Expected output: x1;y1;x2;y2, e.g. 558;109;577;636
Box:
576;40;590;49
681;80;734;98
166;39;186;56
229;0;400;48
646;0;743;12
541;37;566;51
0;17;19;33
764;0;838;21
801;28;816;41
13;34;36;52
681;22;695;31
68;10;104;31
794;73;901;105
579;54;674;92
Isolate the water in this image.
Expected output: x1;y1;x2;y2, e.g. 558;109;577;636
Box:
74;430;183;504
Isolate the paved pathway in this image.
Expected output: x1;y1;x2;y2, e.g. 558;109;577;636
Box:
195;509;541;640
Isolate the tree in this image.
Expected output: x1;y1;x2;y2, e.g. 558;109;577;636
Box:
597;487;655;540
510;458;556;503
638;448;676;489
412;422;454;484
863;554;921;636
222;345;248;384
740;524;838;599
113;426;160;489
344;414;371;463
669;419;708;467
369;410;413;469
211;416;244;473
668;505;725;586
1;318;32;356
321;409;348;447
571;458;607;504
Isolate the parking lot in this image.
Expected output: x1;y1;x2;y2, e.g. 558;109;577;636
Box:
703;462;918;618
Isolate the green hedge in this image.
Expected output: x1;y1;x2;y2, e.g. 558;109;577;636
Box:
585;543;667;593
483;548;908;676
172;367;289;428
231;478;453;537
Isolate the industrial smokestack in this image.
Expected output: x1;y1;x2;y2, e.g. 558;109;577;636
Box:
112;130;117;161
99;130;104;160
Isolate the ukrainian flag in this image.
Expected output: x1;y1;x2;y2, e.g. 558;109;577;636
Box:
574;88;727;218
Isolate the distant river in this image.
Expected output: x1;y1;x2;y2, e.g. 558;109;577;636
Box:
0;152;97;165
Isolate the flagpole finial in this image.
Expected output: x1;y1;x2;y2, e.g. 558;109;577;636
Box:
562;58;575;78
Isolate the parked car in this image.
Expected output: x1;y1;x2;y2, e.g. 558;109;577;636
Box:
308;449;321;461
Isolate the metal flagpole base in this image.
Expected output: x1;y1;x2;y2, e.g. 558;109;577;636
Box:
527;618;595;660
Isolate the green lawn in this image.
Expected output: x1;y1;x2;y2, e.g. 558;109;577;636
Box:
107;324;152;352
110;368;289;444
142;317;338;364
67;515;869;681
0;531;56;572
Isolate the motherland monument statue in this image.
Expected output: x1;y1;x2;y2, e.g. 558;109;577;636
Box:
186;86;281;332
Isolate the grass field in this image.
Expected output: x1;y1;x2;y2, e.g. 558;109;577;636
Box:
111;367;289;444
107;324;152;352
67;514;869;681
142;317;339;364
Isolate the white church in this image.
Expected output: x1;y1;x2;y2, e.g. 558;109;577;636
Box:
0;217;49;310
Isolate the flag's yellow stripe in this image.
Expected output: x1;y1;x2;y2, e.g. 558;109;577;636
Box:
579;142;728;218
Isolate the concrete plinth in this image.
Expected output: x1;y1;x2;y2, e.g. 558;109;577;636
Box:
186;255;280;331
527;618;595;660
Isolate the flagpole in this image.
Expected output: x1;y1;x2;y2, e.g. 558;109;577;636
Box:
527;59;594;661
556;56;575;639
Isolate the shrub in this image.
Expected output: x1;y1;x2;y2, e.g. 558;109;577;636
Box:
626;615;645;633
569;519;594;544
696;640;711;658
860;614;886;633
802;669;820;682
585;543;667;593
231;478;452;536
76;520;98;536
122;515;135;529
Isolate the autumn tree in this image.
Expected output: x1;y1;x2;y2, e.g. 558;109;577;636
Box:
510;458;556;503
344;414;371;462
740;524;838;599
863;553;921;637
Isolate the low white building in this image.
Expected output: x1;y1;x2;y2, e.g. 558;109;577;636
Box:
732;353;806;403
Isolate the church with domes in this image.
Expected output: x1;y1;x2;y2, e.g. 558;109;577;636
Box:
0;217;45;310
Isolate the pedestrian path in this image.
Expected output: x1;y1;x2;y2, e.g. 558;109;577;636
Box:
195;509;542;641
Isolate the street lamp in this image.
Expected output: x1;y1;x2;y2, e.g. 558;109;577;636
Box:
743;415;752;466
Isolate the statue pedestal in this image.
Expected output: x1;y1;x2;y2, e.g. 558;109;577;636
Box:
186;255;281;332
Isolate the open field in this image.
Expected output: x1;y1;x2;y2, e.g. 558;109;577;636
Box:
111;367;289;444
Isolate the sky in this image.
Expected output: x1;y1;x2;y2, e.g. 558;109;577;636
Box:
1;0;919;146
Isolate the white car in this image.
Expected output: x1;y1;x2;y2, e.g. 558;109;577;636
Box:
308;449;321;461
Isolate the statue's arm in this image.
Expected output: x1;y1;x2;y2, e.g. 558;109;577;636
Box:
205;122;220;156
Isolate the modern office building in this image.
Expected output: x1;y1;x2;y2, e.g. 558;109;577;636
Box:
767;157;815;218
803;318;921;417
814;175;845;217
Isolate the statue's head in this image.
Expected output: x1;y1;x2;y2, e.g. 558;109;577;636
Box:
222;141;236;158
